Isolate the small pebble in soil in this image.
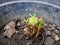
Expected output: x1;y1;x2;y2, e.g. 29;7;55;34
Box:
45;37;54;45
52;32;56;36
16;31;19;34
49;24;52;28
46;31;51;37
52;24;56;27
54;35;60;41
44;23;47;27
51;27;55;30
56;27;60;30
47;28;52;31
54;29;59;34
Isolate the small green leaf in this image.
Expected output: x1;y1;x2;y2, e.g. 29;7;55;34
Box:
33;13;36;17
39;19;44;28
29;13;32;17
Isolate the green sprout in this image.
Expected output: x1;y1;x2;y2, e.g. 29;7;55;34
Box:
24;13;44;28
29;13;38;25
23;13;45;37
29;13;36;17
29;13;37;24
39;18;44;28
24;13;38;25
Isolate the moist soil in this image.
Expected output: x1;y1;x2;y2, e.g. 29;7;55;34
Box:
0;20;60;45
